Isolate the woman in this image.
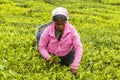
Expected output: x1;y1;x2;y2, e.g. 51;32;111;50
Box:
37;7;83;75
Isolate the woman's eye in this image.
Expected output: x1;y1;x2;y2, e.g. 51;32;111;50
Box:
56;24;60;26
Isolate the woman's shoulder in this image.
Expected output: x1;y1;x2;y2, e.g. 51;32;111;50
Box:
67;23;76;31
44;22;53;32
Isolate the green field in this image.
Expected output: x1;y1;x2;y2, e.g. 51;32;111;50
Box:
0;0;120;80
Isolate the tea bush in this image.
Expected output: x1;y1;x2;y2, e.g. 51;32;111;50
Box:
0;0;120;80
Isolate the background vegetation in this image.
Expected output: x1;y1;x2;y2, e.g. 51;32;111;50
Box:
0;0;120;80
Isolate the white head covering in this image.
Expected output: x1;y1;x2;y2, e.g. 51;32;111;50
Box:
52;7;68;19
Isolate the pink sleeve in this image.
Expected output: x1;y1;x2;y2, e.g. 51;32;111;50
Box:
71;28;83;69
38;29;51;61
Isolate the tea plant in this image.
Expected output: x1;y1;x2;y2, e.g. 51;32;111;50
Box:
0;0;120;80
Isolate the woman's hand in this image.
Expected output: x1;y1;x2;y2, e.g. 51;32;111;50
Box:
71;68;78;75
46;57;52;62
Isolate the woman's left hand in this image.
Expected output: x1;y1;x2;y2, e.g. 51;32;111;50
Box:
71;68;78;75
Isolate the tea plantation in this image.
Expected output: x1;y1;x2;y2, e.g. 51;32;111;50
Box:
0;0;120;80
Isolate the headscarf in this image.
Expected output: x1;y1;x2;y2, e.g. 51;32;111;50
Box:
52;7;69;19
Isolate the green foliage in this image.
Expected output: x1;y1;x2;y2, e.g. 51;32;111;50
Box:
0;0;120;80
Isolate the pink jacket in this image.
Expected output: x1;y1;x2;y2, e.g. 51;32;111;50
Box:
39;21;82;69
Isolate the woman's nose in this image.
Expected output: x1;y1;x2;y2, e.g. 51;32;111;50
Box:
59;25;63;28
59;25;63;29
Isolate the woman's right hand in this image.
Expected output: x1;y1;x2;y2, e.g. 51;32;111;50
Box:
46;57;51;62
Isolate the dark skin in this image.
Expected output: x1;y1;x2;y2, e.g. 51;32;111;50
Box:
47;19;78;75
54;19;65;31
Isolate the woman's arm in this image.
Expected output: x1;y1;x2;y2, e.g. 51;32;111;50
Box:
71;28;83;69
38;30;51;61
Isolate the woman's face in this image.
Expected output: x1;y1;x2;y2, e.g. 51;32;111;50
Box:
54;19;66;31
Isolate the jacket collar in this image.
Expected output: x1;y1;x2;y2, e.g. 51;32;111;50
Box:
48;21;71;37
